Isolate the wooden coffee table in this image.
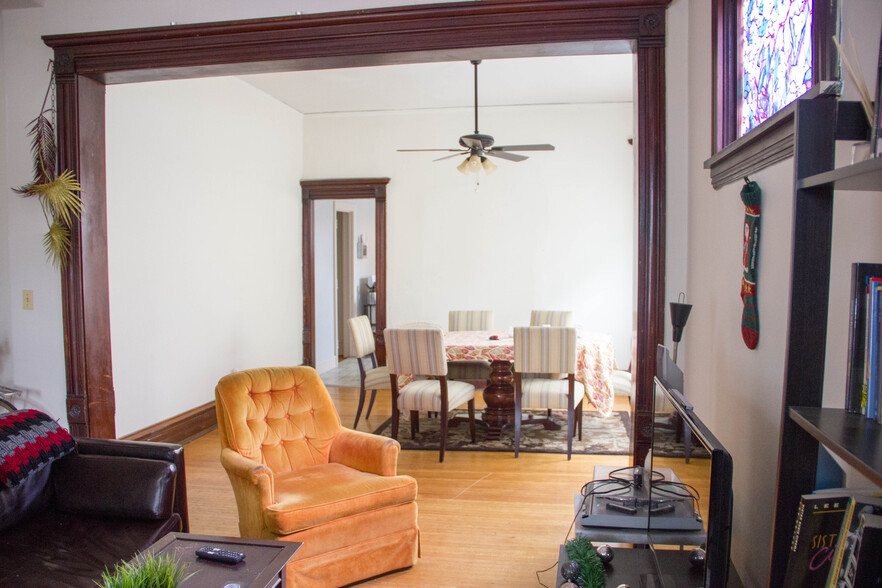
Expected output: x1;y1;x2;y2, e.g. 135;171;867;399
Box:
147;533;300;588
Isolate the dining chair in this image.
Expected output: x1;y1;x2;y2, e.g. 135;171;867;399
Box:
448;310;495;331
384;324;476;462
530;310;575;327
513;326;585;460
447;310;495;386
348;315;392;428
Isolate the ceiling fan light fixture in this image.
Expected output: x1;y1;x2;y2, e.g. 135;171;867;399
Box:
457;157;471;175
467;154;481;172
481;156;497;175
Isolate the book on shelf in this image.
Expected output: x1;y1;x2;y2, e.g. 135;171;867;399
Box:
845;263;882;416
841;512;882;587
866;281;882;421
783;492;851;587
825;494;882;587
867;278;882;423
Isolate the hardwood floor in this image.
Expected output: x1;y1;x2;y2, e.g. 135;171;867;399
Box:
184;388;639;586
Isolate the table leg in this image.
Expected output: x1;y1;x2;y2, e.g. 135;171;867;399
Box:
482;359;515;440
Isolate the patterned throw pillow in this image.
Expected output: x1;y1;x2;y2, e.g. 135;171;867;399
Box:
0;409;77;489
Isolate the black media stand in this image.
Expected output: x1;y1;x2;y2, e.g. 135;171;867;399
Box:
555;545;743;587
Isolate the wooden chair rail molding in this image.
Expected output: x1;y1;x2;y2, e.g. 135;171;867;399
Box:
43;0;668;467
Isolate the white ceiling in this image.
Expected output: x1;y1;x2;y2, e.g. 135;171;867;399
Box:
239;54;634;115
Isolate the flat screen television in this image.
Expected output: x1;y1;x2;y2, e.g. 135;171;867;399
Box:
648;344;734;588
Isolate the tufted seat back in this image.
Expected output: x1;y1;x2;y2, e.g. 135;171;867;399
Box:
215;366;342;475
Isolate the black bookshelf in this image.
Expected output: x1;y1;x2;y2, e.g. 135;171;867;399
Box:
769;97;882;586
789;407;882;487
798;155;882;190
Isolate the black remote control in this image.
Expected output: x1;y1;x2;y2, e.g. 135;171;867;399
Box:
195;546;246;564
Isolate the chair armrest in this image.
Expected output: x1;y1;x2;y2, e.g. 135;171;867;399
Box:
220;448;274;508
329;428;400;476
220;448;276;538
52;453;176;521
74;437;189;531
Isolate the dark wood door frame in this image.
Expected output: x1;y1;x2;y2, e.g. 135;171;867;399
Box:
301;179;388;368
44;0;669;463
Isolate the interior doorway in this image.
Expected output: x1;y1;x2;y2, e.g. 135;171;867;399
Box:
47;2;666;465
301;179;389;369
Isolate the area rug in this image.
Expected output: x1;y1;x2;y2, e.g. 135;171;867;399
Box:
319;359;361;388
372;409;632;455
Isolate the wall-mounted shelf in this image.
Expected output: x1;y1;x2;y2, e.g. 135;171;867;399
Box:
798;155;882;191
789;407;882;487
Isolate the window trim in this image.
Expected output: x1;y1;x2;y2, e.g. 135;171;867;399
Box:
708;0;839;188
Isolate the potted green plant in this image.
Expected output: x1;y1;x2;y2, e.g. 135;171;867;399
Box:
14;61;82;269
97;551;195;588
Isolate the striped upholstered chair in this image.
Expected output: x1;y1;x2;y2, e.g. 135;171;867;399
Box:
513;326;585;460
348;315;391;428
449;310;495;331
447;310;495;386
530;310;575;327
385;324;476;462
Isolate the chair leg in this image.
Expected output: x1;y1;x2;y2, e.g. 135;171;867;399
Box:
468;399;476;443
566;377;574;460
514;375;522;458
391;380;400;440
353;383;367;429
411;410;420;438
576;403;583;441
440;404;448;463
365;390;377;420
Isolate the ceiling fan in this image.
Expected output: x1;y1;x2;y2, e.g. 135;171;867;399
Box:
397;59;555;175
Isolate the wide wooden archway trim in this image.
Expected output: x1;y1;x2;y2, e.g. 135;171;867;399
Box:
44;0;668;465
300;179;389;368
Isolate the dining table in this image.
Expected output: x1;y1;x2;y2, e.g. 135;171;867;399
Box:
440;330;617;440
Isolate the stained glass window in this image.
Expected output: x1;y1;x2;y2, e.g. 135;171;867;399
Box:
740;0;813;135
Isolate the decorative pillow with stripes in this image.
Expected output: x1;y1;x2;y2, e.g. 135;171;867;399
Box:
0;409;77;489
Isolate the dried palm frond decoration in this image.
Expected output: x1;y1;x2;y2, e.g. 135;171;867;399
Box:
14;61;82;269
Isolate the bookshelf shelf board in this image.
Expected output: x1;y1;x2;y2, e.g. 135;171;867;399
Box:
798;156;882;191
789;407;882;487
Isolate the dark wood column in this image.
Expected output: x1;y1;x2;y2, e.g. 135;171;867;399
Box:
54;60;115;438
633;31;667;466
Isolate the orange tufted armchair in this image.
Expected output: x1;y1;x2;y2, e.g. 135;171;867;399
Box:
215;366;419;587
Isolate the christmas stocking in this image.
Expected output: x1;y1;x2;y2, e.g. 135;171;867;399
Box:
740;179;761;349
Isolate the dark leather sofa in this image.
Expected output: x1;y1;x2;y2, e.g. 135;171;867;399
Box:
0;438;189;587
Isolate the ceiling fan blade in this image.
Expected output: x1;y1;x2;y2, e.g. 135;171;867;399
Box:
491;144;556;152
397;148;463;152
486;150;528;162
433;152;468;161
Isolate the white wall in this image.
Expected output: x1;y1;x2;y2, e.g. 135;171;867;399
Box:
0;9;11;387
105;77;303;437
678;0;882;585
303;104;635;367
350;198;377;316
314;200;336;373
